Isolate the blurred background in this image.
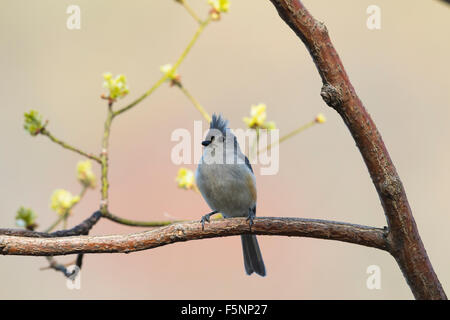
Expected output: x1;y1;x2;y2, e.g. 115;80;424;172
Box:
0;0;449;299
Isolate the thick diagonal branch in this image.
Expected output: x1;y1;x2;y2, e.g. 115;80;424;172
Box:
269;0;446;299
0;217;387;256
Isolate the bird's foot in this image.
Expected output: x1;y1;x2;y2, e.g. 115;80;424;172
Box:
200;211;218;231
201;215;210;231
246;208;256;231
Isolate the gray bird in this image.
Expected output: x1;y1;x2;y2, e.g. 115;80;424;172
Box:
195;114;266;276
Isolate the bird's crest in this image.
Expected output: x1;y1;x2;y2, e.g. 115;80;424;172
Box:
209;113;229;136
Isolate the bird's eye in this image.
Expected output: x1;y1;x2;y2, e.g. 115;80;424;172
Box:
211;136;215;141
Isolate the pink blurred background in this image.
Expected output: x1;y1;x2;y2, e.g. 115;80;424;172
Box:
0;0;449;299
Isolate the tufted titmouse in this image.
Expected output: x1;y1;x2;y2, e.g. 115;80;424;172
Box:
195;114;266;277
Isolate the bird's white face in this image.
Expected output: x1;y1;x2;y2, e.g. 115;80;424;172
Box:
202;128;225;149
201;128;239;165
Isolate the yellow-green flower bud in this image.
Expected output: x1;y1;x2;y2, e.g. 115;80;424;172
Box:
102;72;129;101
208;0;230;13
175;168;195;190
160;64;179;80
50;189;80;216
315;113;326;124
24;110;44;136
77;160;96;189
15;207;38;230
243;103;276;130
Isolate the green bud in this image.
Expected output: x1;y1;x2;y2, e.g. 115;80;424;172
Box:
24;110;44;136
15;206;38;230
102;73;129;101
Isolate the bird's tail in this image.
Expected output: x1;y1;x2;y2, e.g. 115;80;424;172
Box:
241;234;266;277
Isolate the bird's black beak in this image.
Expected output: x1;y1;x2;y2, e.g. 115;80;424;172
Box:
202;140;211;147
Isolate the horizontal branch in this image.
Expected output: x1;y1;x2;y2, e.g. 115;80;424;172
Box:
0;217;388;256
0;211;102;238
101;211;178;227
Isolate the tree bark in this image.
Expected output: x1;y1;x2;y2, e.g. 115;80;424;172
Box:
0;217;387;255
0;0;446;300
269;0;446;299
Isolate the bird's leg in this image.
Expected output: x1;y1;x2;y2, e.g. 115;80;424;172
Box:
201;210;219;231
246;207;256;231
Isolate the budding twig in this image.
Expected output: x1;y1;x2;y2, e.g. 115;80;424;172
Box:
113;16;212;117
260;120;315;154
178;0;203;24
102;211;180;227
45;185;88;233
178;85;212;122
40;129;101;163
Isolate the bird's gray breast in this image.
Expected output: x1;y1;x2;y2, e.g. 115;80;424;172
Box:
195;162;256;218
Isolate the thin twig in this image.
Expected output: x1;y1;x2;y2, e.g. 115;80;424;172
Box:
179;0;203;24
113;75;168;117
44;215;64;233
42;257;79;279
0;211;102;238
41;129;101;163
44;185;89;233
40;257;76;271
102;211;179;227
260;120;316;154
173;16;211;71
178;85;211;122
113;16;212;117
43;185;90;275
100;107;114;213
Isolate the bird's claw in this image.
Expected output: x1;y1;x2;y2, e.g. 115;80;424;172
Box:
246;210;255;231
201;214;211;231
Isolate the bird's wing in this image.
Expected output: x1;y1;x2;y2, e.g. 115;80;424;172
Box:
244;155;254;174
